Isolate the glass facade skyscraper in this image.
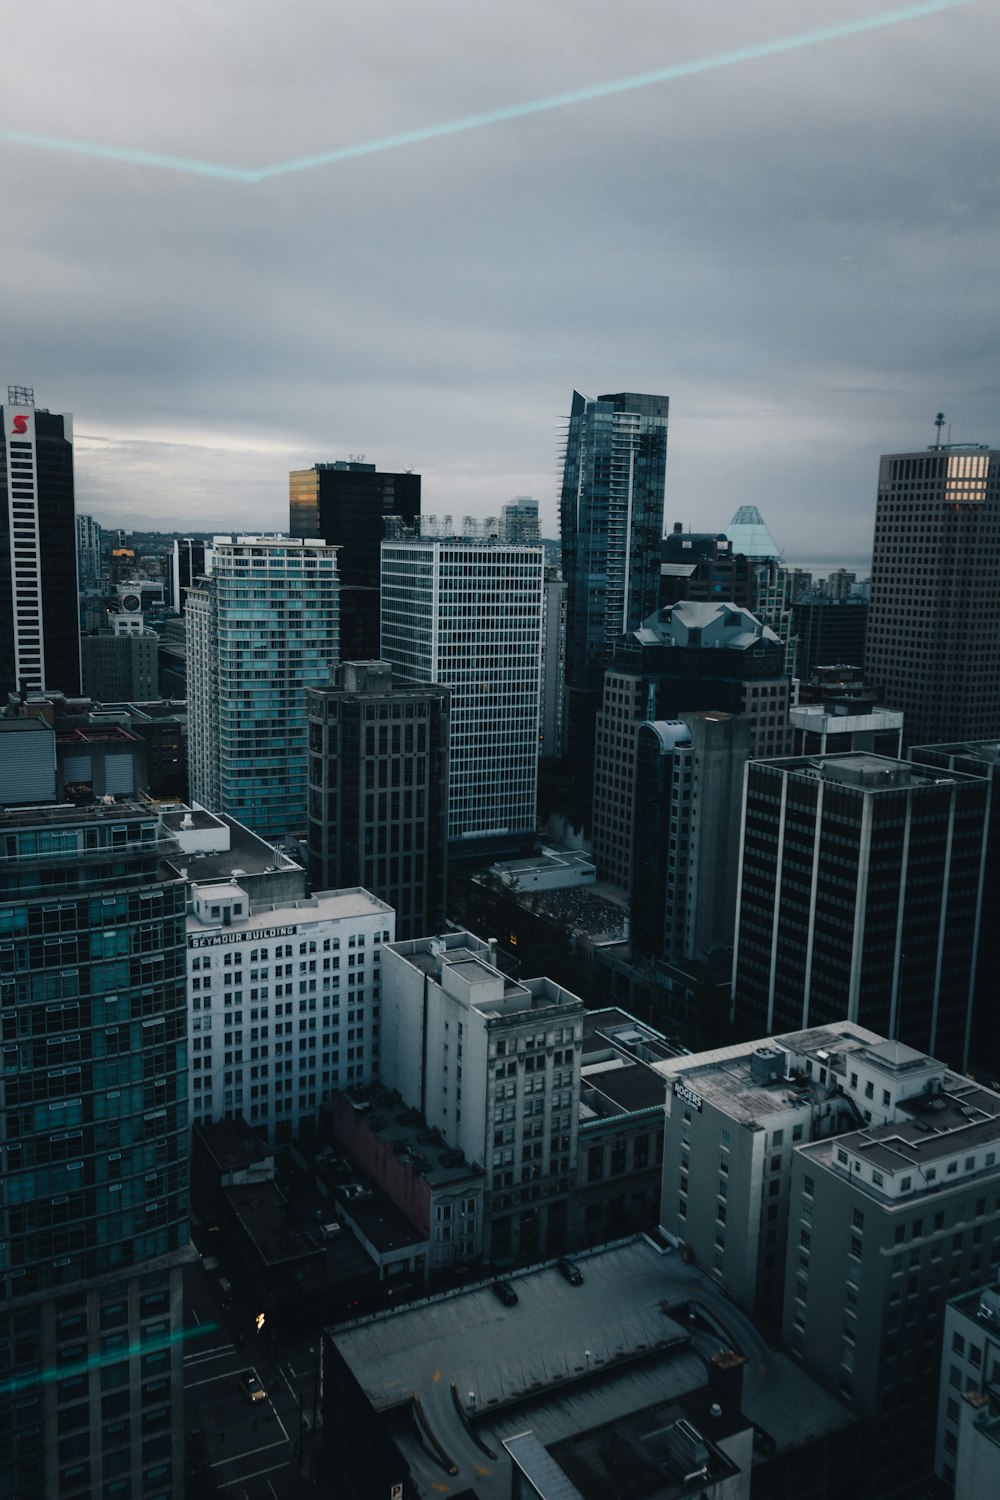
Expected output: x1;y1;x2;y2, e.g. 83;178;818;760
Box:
380;539;544;848
0;789;189;1500
187;535;339;840
559;390;669;754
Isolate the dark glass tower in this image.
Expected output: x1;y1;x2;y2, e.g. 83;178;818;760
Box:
1;394;81;698
559;391;668;761
0;749;190;1500
732;752;988;1069
306;662;449;939
289;461;421;660
866;442;1000;744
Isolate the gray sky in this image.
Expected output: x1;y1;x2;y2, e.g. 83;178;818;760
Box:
3;0;998;559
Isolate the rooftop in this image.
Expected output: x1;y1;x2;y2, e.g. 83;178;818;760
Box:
224;1181;323;1267
653;1023;886;1125
335;1085;483;1189
160;810;303;883
755;750;982;791
329;1236;853;1498
194;1118;272;1176
808;1073;1000;1174
187;886;392;937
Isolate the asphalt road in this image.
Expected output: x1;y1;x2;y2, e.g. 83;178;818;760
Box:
183;1257;323;1499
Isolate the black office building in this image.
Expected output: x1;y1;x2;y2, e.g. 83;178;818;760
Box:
307;661;449;939
290;461;421;660
1;392;81;698
792;594;869;683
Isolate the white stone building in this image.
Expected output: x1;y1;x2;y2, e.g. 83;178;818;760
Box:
188;878;393;1145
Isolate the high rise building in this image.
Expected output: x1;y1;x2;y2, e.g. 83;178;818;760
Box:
539;568;566;759
380;929;584;1262
169;537;207;614
289;460;420;661
592;601;790;889
732;752;989;1068
187;535;339;840
559;390;669;755
0;727;190;1500
866;442;1000;745
659;524;754;610
306;661;450;939
630;711;750;965
498;495;540;544
81;618;160;701
792;595;869;683
910;739;1000;1072
1;387;81;698
380;538;544;851
75;512;103;590
724;505;809;678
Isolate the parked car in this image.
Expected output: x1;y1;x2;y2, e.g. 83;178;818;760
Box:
556;1257;583;1286
239;1370;266;1403
491;1279;518;1307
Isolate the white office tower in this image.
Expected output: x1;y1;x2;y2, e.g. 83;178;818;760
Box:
187;535;339;841
380;539;544;847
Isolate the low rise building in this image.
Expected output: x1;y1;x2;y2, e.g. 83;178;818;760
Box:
322;1235;858;1500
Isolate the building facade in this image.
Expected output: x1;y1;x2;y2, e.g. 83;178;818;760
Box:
559;390;669;755
792;595;868;683
75;512;103;591
187;876;393;1145
866;443;1000;745
380;539;544;849
657;1022;889;1329
306;662;449;940
732;752;988;1069
380;930;584;1263
592;602;790;889
81;622;159;702
539;568;566;759
1;391;81;698
782;1062;1000;1495
934;1283;1000;1493
910;740;1000;1073
186;535;339;840
169;537;207;614
631;712;750;965
289;460;420;661
0;786;189;1500
499;496;540;545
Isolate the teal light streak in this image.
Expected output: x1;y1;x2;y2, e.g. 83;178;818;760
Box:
0;0;981;183
0;1321;220;1398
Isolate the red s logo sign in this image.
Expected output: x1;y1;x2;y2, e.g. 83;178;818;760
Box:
11;415;29;435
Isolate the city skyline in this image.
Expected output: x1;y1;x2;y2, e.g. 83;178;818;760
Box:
4;2;998;554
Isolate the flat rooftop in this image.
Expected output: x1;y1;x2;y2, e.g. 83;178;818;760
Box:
187;887;391;936
331;1237;852;1498
809;1073;1000;1173
338;1086;483;1189
162;813;303;882
224;1182;322;1266
756;751;980;791
195;1118;272;1175
653;1023;886;1125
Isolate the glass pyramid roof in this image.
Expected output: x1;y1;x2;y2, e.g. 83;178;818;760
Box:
726;505;782;560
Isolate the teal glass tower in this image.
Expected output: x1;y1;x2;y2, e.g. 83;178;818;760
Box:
559;390;669;759
187;535;340;840
0;775;189;1500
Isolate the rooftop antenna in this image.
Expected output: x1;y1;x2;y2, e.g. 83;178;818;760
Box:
934;412;946;449
7;385;34;407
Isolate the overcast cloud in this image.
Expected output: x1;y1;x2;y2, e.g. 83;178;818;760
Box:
3;0;998;559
